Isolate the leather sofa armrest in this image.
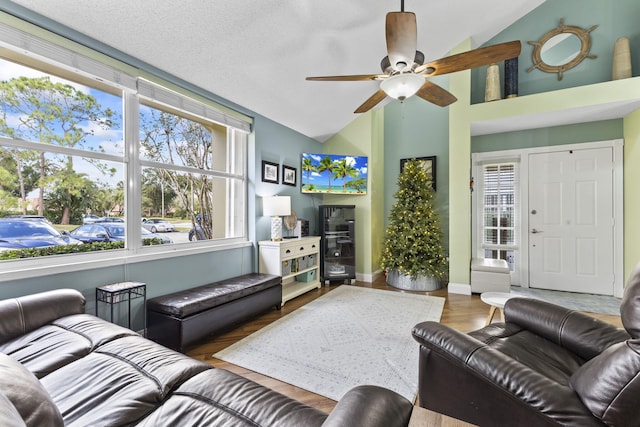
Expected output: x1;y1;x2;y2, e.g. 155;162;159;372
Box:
0;289;85;344
321;385;413;427
412;322;602;426
504;298;629;360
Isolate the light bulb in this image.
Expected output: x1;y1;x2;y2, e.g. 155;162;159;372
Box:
380;73;425;100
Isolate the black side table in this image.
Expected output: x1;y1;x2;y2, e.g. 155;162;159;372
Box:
96;282;146;335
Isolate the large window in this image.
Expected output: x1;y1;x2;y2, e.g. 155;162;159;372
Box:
0;26;249;271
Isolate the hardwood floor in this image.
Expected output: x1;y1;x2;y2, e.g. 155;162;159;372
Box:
187;277;623;414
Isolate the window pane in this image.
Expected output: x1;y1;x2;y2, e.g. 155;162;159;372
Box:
484;208;497;227
139;103;228;173
141;168;244;243
484;228;497;244
0;149;123;223
0;58;123;156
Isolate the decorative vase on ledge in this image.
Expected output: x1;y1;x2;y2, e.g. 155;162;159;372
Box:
485;63;501;102
504;57;518;98
612;37;632;80
386;269;441;291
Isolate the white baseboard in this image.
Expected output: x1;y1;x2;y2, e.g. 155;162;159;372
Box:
356;270;383;283
448;282;471;295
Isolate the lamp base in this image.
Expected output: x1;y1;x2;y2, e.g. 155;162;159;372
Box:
270;216;283;241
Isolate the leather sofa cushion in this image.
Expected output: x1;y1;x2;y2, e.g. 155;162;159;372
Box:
570;339;640;425
135;369;328;426
322;385;413;427
469;324;584;385
0;289;85;345
0;314;137;378
0;353;63;427
41;335;210;426
147;273;280;318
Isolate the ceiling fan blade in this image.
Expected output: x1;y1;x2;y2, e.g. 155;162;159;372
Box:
386;12;417;71
415;40;521;76
354;89;388;114
306;74;386;81
415;81;457;107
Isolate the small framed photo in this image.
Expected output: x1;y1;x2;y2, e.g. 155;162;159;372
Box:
262;160;279;184
282;164;297;186
400;156;437;191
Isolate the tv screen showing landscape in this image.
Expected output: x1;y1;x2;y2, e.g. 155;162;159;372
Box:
301;153;368;195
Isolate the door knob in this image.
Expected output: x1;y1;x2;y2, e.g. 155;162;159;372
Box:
531;229;543;234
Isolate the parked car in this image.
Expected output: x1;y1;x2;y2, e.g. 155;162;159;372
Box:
6;215;53;225
82;214;101;224
141;218;176;233
69;223;172;244
95;217;124;223
0;219;82;251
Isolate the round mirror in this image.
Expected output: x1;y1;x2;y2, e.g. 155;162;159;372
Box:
527;19;598;80
540;33;581;66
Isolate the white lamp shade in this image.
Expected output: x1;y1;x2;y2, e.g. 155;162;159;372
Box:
380;73;425;100
263;196;291;216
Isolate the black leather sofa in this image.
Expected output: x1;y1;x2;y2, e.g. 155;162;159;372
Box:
412;263;640;426
0;288;413;427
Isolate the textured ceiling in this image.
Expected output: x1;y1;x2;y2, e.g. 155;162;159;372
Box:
8;0;544;141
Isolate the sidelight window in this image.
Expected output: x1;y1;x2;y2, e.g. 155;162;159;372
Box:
479;162;519;272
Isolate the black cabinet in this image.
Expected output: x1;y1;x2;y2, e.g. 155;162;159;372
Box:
319;205;355;284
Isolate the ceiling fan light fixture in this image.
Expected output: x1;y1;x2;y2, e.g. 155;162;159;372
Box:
380;73;424;100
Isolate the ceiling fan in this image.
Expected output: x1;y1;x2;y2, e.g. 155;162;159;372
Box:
306;0;521;113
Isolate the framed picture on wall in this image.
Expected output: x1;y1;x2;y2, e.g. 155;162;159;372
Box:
282;164;297;186
261;160;279;184
400;156;437;191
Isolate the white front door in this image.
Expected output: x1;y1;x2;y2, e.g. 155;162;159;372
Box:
528;148;614;295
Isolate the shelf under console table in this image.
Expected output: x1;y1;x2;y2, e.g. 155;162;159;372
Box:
258;236;321;306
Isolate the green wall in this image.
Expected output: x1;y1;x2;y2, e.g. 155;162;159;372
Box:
472;119;624;152
383;85;451;250
322;109;384;278
624;110;640;281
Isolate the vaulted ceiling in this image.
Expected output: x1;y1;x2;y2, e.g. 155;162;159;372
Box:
6;0;545;141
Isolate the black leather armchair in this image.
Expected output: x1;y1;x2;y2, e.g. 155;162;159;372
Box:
412;263;640;426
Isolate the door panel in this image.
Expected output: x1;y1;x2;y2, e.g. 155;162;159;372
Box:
529;148;614;295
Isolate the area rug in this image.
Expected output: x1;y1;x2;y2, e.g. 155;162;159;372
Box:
510;287;621;315
213;286;445;402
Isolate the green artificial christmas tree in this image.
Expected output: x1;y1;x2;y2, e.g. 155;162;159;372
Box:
380;159;448;288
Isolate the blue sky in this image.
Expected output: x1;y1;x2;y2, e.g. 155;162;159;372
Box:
1;58;126;189
302;153;368;187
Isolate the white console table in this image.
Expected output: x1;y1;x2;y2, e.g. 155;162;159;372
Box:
258;236;321;306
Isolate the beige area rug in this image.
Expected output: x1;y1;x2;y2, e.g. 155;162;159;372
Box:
213;286;445;402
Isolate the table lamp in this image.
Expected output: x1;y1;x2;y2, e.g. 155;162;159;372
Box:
263;196;291;241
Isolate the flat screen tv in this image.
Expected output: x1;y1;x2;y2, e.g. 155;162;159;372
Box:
301;153;368;195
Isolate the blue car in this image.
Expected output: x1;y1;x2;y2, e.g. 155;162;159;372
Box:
0;219;82;251
69;223;172;244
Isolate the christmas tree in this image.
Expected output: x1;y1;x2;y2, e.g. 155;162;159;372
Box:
380;159;448;280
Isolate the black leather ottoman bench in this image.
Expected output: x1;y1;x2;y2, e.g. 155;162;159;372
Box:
146;273;281;352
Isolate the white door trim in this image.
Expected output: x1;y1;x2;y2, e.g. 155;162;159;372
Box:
472;139;624;297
